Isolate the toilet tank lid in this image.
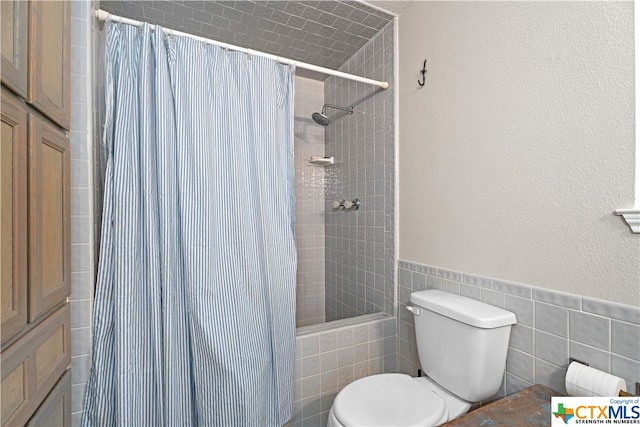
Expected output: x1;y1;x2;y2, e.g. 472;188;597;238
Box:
410;290;517;328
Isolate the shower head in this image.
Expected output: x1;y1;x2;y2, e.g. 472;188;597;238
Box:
311;104;354;126
312;112;330;126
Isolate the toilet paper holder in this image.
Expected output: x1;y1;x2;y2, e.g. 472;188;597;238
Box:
568;358;639;397
621;385;640;397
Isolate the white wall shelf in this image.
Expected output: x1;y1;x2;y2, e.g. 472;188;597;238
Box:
308;156;335;166
616;208;640;233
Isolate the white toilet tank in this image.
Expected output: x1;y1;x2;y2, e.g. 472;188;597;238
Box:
410;290;517;403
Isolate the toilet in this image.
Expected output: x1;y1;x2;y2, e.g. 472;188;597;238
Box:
327;290;517;427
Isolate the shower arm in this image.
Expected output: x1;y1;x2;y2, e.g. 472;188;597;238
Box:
322;104;354;115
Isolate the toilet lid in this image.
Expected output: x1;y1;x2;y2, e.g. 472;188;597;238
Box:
333;373;447;427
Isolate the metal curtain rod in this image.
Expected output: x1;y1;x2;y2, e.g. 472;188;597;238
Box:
95;9;390;90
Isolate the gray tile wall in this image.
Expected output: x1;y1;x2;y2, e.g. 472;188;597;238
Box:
397;260;640;398
99;1;394;73
70;1;98;425
288;315;397;426
294;76;326;327
324;21;395;321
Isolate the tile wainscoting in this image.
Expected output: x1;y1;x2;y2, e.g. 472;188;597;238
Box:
397;260;640;398
289;315;396;426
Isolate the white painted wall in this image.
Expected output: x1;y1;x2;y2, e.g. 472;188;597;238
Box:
397;1;639;305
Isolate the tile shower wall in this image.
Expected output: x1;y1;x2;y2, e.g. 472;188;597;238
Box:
288;316;397;426
396;260;640;398
98;0;393;73
70;1;97;425
294;76;326;327
324;21;395;321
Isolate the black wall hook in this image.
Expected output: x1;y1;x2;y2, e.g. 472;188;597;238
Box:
418;59;427;87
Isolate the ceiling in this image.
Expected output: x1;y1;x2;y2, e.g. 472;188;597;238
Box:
99;1;397;79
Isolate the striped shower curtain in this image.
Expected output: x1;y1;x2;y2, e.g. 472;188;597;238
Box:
83;22;296;426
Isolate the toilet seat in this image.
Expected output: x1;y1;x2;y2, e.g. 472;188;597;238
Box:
331;373;447;427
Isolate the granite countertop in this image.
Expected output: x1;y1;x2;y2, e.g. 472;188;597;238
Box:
443;384;560;426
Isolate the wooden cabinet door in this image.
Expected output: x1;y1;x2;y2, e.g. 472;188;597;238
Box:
28;115;70;322
1;0;29;97
1;90;28;343
27;1;71;130
1;304;70;426
26;370;71;427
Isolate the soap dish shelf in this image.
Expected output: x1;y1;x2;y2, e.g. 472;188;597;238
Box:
308;156;334;166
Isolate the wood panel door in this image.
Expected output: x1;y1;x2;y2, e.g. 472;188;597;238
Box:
0;0;29;97
26;370;71;427
27;1;71;130
28;115;70;322
1;304;70;426
1;90;28;343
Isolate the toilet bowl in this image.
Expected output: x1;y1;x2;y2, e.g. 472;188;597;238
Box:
327;290;517;427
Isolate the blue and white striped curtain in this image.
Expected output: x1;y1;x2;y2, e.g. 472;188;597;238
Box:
83;22;296;426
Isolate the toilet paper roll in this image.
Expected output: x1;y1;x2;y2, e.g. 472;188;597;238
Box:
565;361;627;397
